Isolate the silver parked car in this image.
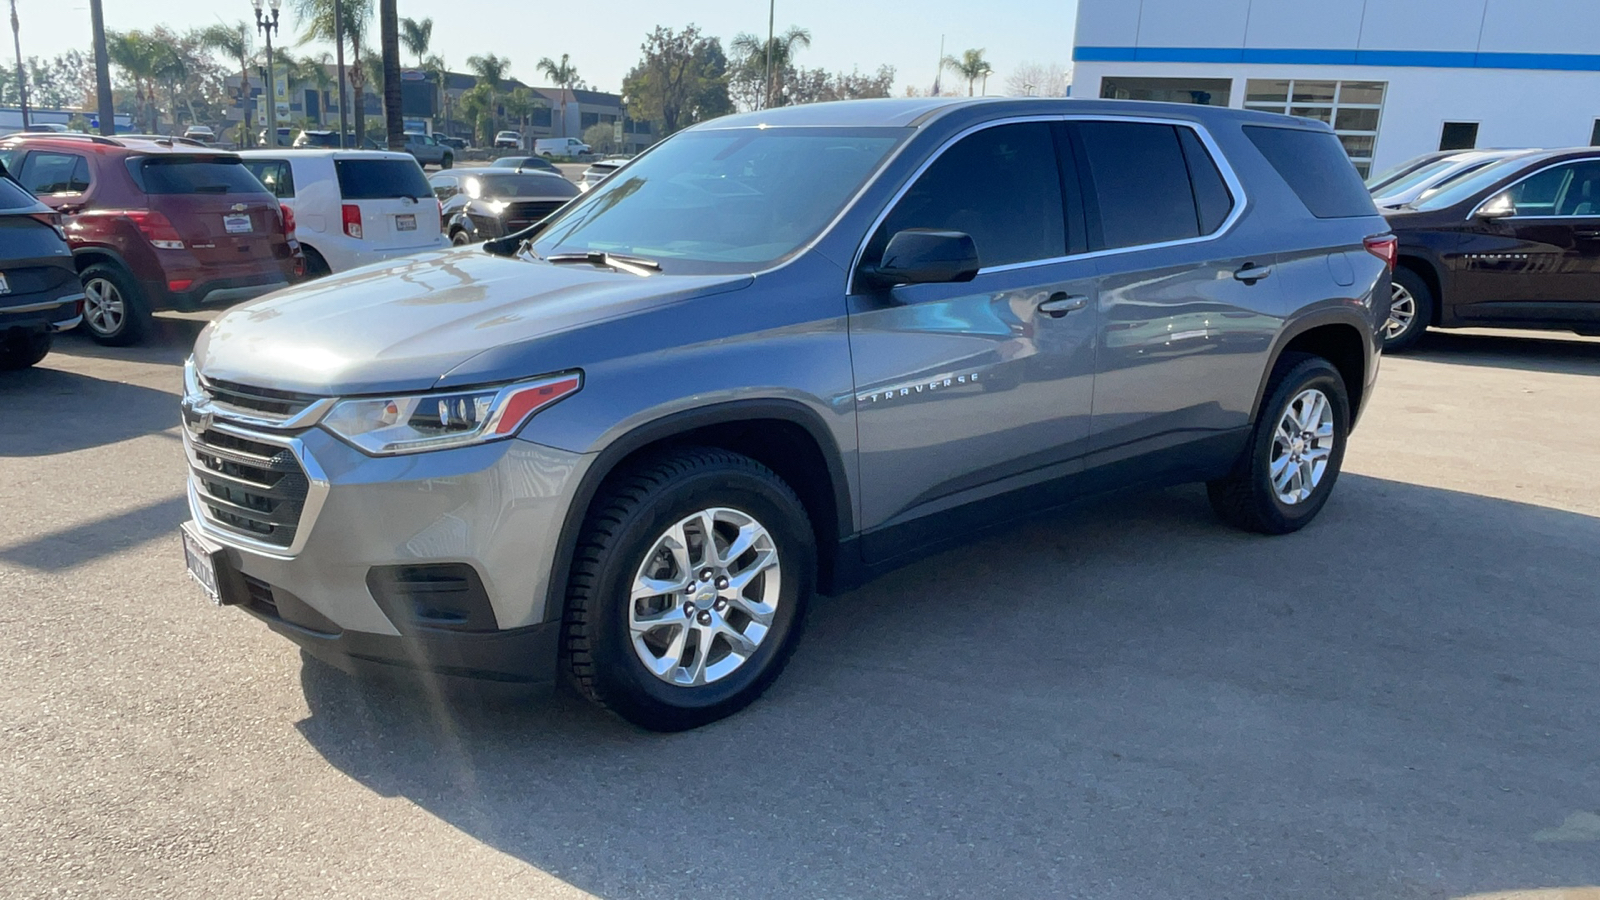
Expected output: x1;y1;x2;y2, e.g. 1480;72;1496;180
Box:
179;98;1390;731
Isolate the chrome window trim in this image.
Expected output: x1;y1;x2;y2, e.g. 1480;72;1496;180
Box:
845;114;1250;293
1466;157;1600;221
181;418;330;560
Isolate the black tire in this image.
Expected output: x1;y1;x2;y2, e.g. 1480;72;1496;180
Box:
541;151;554;159
0;330;52;370
562;447;816;732
450;229;473;246
1384;266;1433;353
1207;352;1351;535
302;245;333;278
78;262;152;346
441;154;453;170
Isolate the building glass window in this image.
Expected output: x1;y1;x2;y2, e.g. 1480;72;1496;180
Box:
1099;77;1232;106
1245;79;1386;177
1440;122;1479;151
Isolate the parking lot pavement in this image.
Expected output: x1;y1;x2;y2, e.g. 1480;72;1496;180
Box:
2;319;1598;899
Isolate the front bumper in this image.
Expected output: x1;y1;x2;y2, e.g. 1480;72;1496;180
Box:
182;419;591;683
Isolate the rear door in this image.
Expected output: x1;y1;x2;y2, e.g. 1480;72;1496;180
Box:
334;156;439;250
16;150;92;210
131;155;284;270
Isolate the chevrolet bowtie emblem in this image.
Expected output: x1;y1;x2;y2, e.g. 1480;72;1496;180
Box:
231;203;248;212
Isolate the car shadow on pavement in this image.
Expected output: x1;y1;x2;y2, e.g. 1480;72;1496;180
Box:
293;474;1600;900
1410;331;1600;377
0;366;180;456
0;495;190;571
47;314;209;368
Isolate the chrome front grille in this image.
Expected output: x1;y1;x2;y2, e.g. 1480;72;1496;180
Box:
200;376;322;421
188;426;310;548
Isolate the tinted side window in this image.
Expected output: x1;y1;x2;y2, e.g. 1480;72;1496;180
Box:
20;151;90;194
242;159;295;198
1178;128;1234;234
1244;125;1377;218
874;122;1066;268
0;169;38;209
1075;122;1199;250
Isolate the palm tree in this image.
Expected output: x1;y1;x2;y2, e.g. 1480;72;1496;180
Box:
465;53;508;136
536;53;578;136
731;26;811;108
107;31;166;133
291;0;373;139
502;85;540;135
424;53;451;136
299;51;336;126
400;16;431;68
201;23;255;144
456;81;493;146
942;48;993;97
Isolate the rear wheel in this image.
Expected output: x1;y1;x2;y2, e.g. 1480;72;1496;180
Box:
1208;353;1350;535
0;330;52;370
1384;267;1433;352
79;263;151;346
563;447;815;732
302;245;332;278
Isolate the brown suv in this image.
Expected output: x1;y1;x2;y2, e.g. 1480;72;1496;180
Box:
0;134;299;345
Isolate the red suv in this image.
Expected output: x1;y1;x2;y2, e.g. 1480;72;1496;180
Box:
0;134;299;345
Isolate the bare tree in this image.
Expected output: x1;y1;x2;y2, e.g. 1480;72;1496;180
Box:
1004;61;1071;98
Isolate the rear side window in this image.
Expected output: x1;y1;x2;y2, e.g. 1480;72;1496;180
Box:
1178;128;1234;233
335;159;432;200
0;171;37;209
874;122;1066;268
19;152;91;194
242;159;295;198
1074;121;1201;249
129;156;267;195
1244;125;1377;218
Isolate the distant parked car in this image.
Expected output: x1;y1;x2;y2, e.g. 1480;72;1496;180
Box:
486;155;561;174
0;132;298;345
242;149;447;276
1365;151;1455;195
429;168;578;244
0;159;81;369
432;132;468;151
533;136;589;158
494;131;522;150
401;132;454;169
1371;149;1536;210
21;123;70;134
257;126;294;148
578;156;628;191
294;131;382;150
1383;147;1600;350
183;125;217;144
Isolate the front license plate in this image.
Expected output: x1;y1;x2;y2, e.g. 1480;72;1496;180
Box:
395;213;417;232
223;214;253;234
181;523;225;606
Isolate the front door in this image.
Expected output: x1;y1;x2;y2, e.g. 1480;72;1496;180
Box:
1453;160;1600;323
848;120;1099;559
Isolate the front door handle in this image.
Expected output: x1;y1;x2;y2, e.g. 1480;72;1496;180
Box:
1038;293;1088;317
1575;229;1600;240
1234;263;1273;283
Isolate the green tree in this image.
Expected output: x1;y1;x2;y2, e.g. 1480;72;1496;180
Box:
108;31;167;132
784;64;895;106
465;52;509;135
502;85;540;133
582;121;617;155
424;53;451;135
456;80;494;145
536;53;579;134
399;16;431;68
942;48;993;96
621;25;731;137
291;0;373;139
201;23;255;143
730;25;810;110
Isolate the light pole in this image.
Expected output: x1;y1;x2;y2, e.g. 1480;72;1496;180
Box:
252;0;281;146
762;0;774;110
9;0;28;128
334;0;347;148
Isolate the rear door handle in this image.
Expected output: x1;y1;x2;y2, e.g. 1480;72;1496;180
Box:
1038;293;1088;317
1575;229;1600;240
1234;263;1273;283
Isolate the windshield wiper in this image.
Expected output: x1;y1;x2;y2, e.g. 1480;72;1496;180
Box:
544;251;662;277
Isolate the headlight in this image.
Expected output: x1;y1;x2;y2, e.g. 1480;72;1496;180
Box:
321;372;582;456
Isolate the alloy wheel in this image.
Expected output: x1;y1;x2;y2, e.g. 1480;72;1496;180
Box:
1270;388;1336;506
628;507;781;687
1386;283;1416;340
83;277;126;337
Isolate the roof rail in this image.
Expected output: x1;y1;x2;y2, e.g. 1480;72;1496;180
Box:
2;132;123;146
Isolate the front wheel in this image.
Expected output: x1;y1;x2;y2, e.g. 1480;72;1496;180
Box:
1207;353;1350;534
562;447;815;731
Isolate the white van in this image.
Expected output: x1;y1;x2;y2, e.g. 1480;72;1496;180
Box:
239;150;447;275
532;137;590;158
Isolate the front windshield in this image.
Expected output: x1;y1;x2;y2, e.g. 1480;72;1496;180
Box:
1372;158;1459;199
1412;157;1535;211
531;126;906;274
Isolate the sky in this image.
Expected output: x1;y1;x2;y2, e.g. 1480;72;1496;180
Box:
11;0;1080;96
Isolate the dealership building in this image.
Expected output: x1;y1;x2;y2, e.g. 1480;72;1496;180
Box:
1071;0;1600;177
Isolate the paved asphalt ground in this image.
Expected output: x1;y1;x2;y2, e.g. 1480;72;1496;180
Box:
2;314;1598;900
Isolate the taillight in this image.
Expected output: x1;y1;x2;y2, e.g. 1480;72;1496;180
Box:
279;203;296;237
125;210;185;250
1364;234;1398;270
342;203;362;240
28;211;67;241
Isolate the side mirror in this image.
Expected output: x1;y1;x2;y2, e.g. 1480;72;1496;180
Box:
1477;192;1516;219
859;229;981;288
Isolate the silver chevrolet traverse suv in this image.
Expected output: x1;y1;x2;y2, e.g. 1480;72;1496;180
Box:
180;98;1391;731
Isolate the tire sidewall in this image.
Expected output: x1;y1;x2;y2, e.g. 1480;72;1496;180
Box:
1251;358;1351;531
583;467;814;727
1386;267;1433;351
79;264;147;345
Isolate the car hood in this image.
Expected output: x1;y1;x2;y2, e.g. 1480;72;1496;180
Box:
193;247;754;396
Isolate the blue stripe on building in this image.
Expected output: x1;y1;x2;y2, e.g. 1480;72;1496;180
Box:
1073;46;1600;72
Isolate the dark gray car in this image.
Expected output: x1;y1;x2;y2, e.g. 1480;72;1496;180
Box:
179;98;1391;731
0;159;82;369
